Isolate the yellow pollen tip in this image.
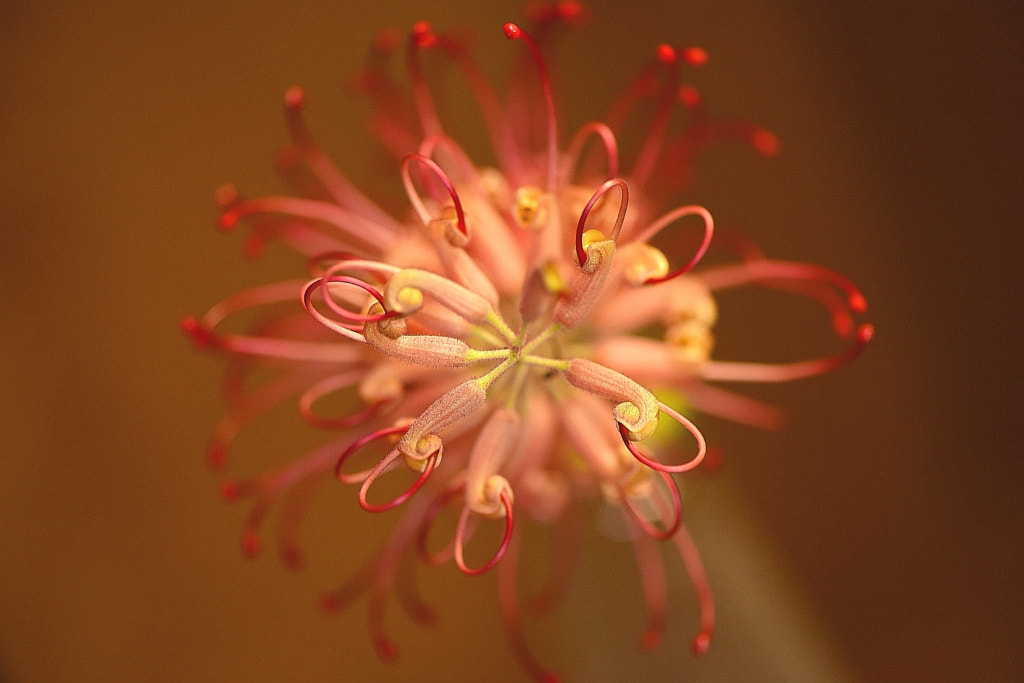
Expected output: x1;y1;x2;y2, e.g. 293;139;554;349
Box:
581;228;607;251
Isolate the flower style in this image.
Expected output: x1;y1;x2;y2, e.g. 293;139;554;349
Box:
184;4;871;680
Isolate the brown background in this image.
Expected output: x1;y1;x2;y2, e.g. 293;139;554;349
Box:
2;1;1021;681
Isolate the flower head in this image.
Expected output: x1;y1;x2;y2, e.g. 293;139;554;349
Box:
185;4;871;679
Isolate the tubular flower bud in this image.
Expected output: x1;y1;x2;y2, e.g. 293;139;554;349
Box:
565;358;660;441
397;379;487;464
187;8;872;681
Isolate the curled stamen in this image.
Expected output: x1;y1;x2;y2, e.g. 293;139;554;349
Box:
699;258;868;314
565;122;620;182
359;447;440;513
620;468;682;541
301;279;367;343
319;275;393;325
335;425;408;485
700;324;874;383
617;401;707;474
298;372;383;429
504;22;557;190
402;153;468;238
575;178;628;269
454;489;515;575
631;205;714;285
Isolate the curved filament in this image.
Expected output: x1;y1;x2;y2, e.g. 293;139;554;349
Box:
454;489;514;575
617;401;707;474
504;22;557;191
299;372;387;429
401;153;468;237
564;121;620;182
633;205;714;285
575;178;629;268
620;468;682;541
335;425;409;484
359;447;440;513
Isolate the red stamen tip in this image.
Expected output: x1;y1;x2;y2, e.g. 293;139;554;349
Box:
857;323;875;344
206;444;227;470
692;632;711;655
751;129;781;157
850;291;868;313
412;20;436;48
318;593;341;614
241;530;261;559
283;85;305;109
557;1;585;21
656;44;676;64
503;22;522;40
374;637;399;662
217;210;239;231
218;480;240;502
640;628;663;651
679;85;702;109
681;46;708;66
181;315;215;347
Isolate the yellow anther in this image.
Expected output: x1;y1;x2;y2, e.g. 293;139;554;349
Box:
581;228;607;251
513;186;547;228
540;260;566;294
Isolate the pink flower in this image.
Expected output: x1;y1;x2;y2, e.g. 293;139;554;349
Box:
184;4;871;680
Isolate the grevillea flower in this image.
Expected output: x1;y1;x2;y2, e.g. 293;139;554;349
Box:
184;4;871;680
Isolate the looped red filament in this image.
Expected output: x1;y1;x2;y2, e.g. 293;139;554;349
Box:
335;425;408;484
575;178;629;268
454;489;515;575
620;468;682;541
634;205;714;285
617;401;707;474
359;446;440;513
402;153;468;237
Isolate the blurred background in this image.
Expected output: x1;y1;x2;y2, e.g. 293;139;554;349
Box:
2;1;1021;681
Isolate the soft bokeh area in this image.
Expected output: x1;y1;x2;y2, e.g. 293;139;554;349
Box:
2;1;1021;681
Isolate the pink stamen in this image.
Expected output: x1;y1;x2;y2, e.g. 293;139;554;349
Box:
575;178;629;268
406;21;443;138
504;22;558;190
629;45;682;185
401;153;468;237
282;86;403;233
299;372;387;429
632;205;714;284
700;324;874;383
218;196;393;252
699;258;868;314
432;33;524;179
334;425;408;485
359;447;440;513
454;490;515;575
630;531;668;651
671;522;715;656
319;275;394;326
564;122;620;182
617;401;707;474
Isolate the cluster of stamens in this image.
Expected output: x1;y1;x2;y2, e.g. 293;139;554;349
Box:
184;6;871;680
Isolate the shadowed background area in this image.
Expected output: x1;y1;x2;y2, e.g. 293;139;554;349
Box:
1;1;1021;681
